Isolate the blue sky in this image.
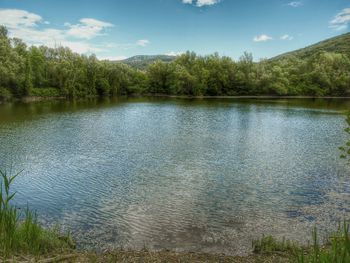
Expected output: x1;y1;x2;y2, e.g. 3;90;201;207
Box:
0;0;349;60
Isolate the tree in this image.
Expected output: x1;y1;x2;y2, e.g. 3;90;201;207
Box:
28;46;46;88
1;24;350;101
147;61;172;94
24;56;33;95
0;26;8;38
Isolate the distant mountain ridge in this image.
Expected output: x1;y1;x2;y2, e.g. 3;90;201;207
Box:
121;55;176;70
119;33;350;70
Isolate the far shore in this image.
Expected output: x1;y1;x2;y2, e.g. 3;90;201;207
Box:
1;94;350;105
144;94;350;99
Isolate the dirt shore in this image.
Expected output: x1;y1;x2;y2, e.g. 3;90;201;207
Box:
7;250;289;263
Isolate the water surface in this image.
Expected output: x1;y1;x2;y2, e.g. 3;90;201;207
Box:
0;98;349;255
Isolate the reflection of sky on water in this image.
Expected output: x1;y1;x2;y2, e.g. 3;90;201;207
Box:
0;98;349;255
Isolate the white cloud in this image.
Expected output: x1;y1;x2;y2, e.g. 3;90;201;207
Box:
136;39;150;47
60;41;105;53
280;34;294;40
165;51;184;56
196;0;220;7
329;8;350;31
0;9;42;28
287;1;303;8
253;34;273;42
65;18;114;39
7;26;103;53
0;9;113;53
7;27;66;46
182;0;221;7
0;8;149;56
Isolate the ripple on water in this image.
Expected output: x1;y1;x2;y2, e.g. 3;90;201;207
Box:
0;98;349;255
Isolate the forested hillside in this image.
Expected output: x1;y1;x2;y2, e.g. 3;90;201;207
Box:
272;32;350;61
121;55;175;70
0;25;349;101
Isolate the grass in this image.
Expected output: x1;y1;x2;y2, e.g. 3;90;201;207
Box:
252;222;350;263
252;235;300;256
297;223;350;263
0;169;74;260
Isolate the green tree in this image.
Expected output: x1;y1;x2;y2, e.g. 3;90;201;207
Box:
24;56;33;95
147;61;172;94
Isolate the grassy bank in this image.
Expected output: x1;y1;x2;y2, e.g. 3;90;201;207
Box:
253;223;350;262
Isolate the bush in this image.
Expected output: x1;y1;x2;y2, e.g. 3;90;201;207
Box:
30;88;61;97
0;87;12;101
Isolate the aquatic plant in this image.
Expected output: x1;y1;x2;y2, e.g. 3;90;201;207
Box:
0;169;74;258
252;235;299;256
297;222;350;263
253;222;350;263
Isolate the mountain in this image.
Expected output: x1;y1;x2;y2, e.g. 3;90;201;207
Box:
120;33;350;70
121;55;176;70
271;32;350;61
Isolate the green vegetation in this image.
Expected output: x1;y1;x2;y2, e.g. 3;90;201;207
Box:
121;55;176;70
0;26;143;100
0;25;350;101
30;87;61;97
0;169;73;259
252;222;350;263
253;235;299;255
145;49;350;97
297;223;350;263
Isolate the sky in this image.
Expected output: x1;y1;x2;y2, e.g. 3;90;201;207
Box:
0;0;349;61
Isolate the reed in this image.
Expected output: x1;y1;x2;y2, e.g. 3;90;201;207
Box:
297;222;350;263
0;169;74;258
253;222;350;262
252;235;299;256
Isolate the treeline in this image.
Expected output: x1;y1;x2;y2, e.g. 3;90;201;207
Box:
1;25;350;101
0;26;144;100
147;50;350;96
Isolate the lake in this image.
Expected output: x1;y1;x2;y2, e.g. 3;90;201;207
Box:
0;97;349;255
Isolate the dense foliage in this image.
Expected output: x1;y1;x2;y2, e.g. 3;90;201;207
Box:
0;26;145;100
122;55;175;70
146;50;350;97
0;25;350;100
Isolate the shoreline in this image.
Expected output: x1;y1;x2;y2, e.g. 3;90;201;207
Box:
142;94;350;99
1;94;350;105
7;249;289;263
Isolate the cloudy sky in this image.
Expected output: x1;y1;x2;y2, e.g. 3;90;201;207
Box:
0;0;349;60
